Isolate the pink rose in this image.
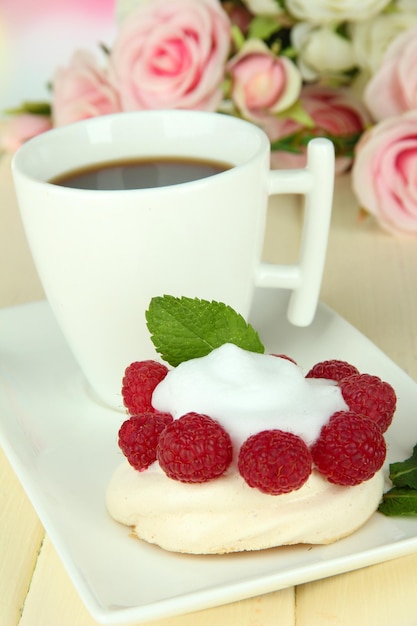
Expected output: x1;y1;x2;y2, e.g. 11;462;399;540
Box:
260;85;370;173
364;24;417;122
227;40;301;120
52;51;121;127
352;111;417;236
0;113;52;153
109;0;231;111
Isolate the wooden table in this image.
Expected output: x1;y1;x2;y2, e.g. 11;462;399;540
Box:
2;154;417;626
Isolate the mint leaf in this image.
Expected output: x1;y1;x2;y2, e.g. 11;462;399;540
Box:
146;295;264;367
378;487;417;517
378;445;417;517
389;444;417;489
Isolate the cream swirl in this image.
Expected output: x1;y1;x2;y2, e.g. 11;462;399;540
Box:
152;343;348;448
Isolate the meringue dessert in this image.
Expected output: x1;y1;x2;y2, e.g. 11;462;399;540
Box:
107;452;384;554
107;321;394;554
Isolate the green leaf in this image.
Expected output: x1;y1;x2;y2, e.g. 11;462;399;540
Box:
378;487;417;517
248;16;281;41
4;100;51;116
389;444;417;489
270;128;361;158
281;45;297;59
99;41;111;55
278;100;315;128
220;76;232;100
378;445;417;517
270;134;303;154
231;24;245;51
146;295;264;367
381;1;398;15
334;22;351;41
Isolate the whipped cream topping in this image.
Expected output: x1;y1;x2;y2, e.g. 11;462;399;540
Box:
152;343;348;448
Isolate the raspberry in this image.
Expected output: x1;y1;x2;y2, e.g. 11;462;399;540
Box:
306;359;359;381
238;430;312;495
311;411;386;486
118;412;173;471
271;353;297;365
122;360;168;414
157;412;233;483
339;373;396;432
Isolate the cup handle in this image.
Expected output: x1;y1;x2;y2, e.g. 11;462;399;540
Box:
255;137;335;326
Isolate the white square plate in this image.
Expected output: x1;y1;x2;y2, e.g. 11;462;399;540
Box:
1;291;417;625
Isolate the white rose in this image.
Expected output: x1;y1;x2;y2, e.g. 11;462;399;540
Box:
350;13;417;74
286;0;391;24
241;0;283;15
292;23;356;81
396;0;417;10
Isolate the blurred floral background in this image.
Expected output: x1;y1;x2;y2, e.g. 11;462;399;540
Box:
1;0;417;236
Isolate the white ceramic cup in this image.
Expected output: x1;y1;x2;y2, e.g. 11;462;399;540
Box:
12;110;334;409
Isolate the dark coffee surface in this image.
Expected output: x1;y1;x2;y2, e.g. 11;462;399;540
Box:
49;157;232;190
